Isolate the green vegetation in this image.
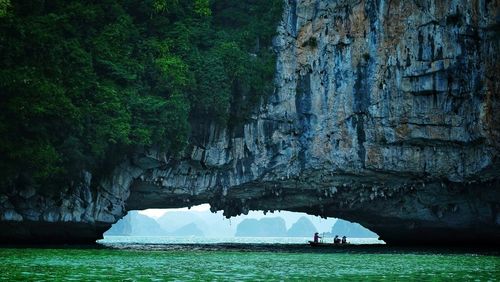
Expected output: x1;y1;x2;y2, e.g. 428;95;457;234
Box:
0;0;9;17
0;0;282;193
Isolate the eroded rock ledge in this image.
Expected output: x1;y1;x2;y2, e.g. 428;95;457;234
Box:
1;0;499;245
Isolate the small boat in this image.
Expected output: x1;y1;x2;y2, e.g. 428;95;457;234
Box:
308;241;350;247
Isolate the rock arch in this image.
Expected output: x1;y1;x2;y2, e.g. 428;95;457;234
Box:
1;0;499;245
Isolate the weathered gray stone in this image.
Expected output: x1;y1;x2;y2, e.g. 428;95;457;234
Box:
18;186;36;199
1;210;23;222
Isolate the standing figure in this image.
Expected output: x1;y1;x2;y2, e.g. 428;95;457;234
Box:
313;232;321;243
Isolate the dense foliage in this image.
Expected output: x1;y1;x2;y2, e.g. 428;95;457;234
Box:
0;0;282;192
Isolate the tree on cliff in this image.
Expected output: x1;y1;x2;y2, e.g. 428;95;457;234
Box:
0;0;282;193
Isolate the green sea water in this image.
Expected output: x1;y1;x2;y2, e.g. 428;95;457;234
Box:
0;245;498;281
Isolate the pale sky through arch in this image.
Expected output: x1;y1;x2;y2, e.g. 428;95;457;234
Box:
138;204;337;233
139;204;211;219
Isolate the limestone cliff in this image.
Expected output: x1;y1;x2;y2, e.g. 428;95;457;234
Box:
1;0;499;245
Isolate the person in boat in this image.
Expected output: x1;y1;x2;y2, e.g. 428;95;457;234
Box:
334;235;340;244
342;236;347;244
313;232;322;243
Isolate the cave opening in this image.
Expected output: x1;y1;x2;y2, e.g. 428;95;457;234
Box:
100;204;383;245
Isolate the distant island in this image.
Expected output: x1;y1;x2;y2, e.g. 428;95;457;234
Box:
105;210;378;238
286;216;317;237
105;211;205;237
171;223;204;237
236;216;341;237
327;219;378;238
235;218;287;237
105;211;166;236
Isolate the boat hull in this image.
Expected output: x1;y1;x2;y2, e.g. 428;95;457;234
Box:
308;241;350;247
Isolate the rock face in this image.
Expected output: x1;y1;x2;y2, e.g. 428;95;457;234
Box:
1;0;499;245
